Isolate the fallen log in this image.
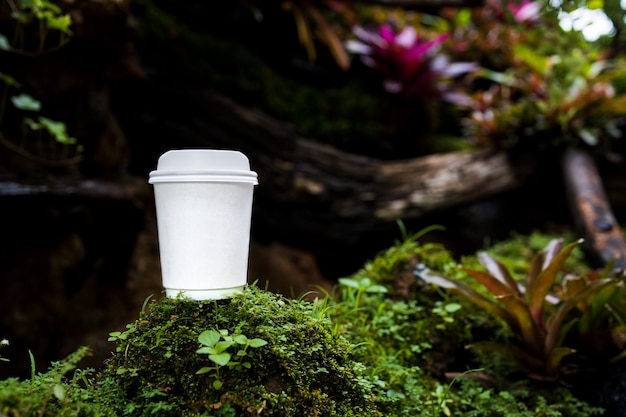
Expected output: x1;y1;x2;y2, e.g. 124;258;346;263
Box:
200;92;533;228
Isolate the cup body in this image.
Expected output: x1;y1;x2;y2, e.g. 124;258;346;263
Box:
149;149;258;300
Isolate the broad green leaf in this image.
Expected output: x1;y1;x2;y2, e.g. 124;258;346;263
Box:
233;334;248;345
198;330;220;347
11;94;41;111
209;352;231;367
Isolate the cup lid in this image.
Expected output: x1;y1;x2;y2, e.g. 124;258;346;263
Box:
157;149;251;171
149;149;258;184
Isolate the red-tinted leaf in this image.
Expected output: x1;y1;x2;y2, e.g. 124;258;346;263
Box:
497;294;544;356
420;270;517;328
465;267;517;296
478;252;521;295
541;239;564;271
543;346;576;377
545;278;616;353
468;341;544;374
528;239;582;325
525;252;545;297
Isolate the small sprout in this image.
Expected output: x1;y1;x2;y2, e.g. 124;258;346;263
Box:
196;329;267;390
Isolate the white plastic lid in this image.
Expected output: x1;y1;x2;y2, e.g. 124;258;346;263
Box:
148;149;258;184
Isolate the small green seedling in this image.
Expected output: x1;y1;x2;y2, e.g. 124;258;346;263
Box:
196;329;267;389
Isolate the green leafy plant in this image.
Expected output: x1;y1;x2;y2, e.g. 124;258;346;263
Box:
419;238;616;381
0;0;73;55
0;346;123;416
196;329;267;390
337;276;388;309
0;0;80;164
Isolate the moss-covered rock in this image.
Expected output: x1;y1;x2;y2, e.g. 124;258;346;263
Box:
101;287;380;416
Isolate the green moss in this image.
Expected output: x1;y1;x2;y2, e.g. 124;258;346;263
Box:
0;347;124;417
101;287;379;416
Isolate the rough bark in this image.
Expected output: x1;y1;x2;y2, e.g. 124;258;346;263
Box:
201;92;532;227
562;146;626;270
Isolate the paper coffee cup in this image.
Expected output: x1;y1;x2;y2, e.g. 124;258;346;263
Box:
148;149;258;300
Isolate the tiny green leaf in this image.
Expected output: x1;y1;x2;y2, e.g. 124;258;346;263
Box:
209;352;231;366
196;367;212;375
196;347;216;355
53;384;65;400
11;94;41;111
214;340;234;353
0;35;9;50
338;277;360;289
248;338;268;348
198;330;220;347
444;303;462;313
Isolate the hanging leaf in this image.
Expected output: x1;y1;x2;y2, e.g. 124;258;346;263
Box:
11;94;41;111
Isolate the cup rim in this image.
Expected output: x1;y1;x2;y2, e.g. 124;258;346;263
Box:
149;169;258;184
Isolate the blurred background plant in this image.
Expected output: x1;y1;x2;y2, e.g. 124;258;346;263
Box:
0;0;80;167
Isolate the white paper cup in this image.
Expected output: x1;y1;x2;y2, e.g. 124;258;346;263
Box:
148;149;258;300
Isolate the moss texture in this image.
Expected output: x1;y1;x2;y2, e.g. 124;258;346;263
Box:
102;287;379;416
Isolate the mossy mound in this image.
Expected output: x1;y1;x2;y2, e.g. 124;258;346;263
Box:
101;286;379;416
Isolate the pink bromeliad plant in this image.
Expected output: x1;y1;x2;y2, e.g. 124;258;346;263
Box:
418;238;619;382
345;23;477;104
